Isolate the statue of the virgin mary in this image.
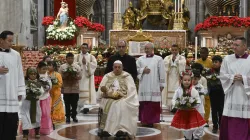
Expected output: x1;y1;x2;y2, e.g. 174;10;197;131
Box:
57;1;69;29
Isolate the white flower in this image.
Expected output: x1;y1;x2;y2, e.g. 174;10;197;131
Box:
189;97;195;103
180;97;186;105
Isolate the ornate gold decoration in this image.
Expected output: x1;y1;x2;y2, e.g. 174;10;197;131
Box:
113;13;123;30
109;30;186;49
122;2;141;30
121;0;189;30
127;29;153;42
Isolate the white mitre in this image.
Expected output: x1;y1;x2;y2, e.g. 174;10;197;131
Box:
113;60;122;65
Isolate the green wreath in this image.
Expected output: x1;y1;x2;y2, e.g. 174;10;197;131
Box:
46;18;77;41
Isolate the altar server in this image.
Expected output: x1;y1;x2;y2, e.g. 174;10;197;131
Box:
74;43;97;113
162;44;186;108
136;42;166;127
219;37;250;140
0;31;26;140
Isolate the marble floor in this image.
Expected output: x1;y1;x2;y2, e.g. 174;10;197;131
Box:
16;107;219;140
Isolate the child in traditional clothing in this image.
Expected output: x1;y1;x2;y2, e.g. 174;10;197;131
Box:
47;61;65;129
21;67;44;139
37;61;53;134
171;70;206;140
59;53;82;123
206;55;224;133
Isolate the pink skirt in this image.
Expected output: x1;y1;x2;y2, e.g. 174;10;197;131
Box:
40;97;53;135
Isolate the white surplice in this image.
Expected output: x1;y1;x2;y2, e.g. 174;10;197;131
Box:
74;52;97;107
0;49;25;112
220;54;250;118
137;55;166;102
162;54;186;106
98;71;139;137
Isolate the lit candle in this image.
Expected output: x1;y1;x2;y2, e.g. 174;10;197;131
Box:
16;34;18;46
81;35;83;44
195;37;198;60
175;0;177;12
118;0;120;13
177;0;179;13
181;0;183;13
114;0;116;13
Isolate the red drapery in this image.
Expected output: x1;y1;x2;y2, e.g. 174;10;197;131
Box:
47;0;76;45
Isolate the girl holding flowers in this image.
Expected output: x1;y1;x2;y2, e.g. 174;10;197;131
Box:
47;61;65;128
21;67;44;139
37;61;53;134
171;70;206;140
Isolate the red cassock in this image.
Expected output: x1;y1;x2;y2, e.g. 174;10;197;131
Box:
171;109;206;131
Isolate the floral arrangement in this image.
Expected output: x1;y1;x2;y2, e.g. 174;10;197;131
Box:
40;45;80;55
42;16;105;41
175;96;198;110
74;16;92;28
39;77;50;90
195;16;250;32
50;75;58;85
46;18;77;40
88;23;105;32
62;66;78;77
26;82;43;99
42;16;54;26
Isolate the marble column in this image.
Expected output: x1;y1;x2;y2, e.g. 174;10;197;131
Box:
198;0;205;23
38;0;45;47
185;0;198;42
105;0;112;43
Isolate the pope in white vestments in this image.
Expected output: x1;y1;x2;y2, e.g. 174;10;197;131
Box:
219;37;250;140
137;42;166;126
162;44;186;107
74;43;97;113
98;60;139;138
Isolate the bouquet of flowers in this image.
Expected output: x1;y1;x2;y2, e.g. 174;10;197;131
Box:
39;77;50;90
175;95;198;110
62;66;78;78
26;82;43;99
205;69;221;87
50;75;58;85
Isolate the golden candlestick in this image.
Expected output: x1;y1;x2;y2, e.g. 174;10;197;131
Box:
113;12;123;30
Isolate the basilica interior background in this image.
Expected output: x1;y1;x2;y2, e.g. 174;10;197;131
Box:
0;0;250;140
0;0;249;47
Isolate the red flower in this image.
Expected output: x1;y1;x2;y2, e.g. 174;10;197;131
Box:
194;16;250;32
88;23;105;32
74;16;92;28
42;16;54;26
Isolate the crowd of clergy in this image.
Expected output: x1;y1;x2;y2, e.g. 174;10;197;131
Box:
0;30;250;140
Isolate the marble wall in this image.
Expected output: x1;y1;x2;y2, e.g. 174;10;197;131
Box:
0;0;44;48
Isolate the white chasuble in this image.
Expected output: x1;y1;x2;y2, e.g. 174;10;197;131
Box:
162;54;186;106
74;53;97;105
220;54;250;118
98;72;139;137
137;55;166;102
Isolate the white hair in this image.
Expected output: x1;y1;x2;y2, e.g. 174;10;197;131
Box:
144;42;154;48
